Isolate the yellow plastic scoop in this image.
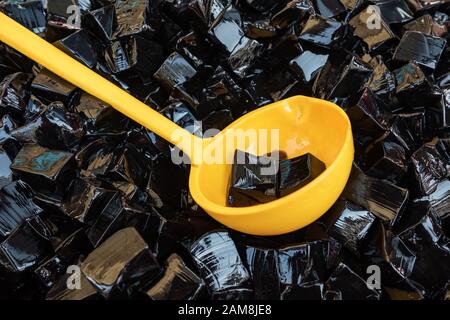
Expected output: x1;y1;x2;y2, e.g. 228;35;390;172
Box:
0;13;354;235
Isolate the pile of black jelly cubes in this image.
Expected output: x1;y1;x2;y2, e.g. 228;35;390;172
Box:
0;0;449;300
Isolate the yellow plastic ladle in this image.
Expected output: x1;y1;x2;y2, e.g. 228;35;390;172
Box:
0;12;354;235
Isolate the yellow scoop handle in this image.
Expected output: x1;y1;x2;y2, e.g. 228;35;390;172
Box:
0;13;201;160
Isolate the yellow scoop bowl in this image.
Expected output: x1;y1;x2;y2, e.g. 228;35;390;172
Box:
0;13;354;235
